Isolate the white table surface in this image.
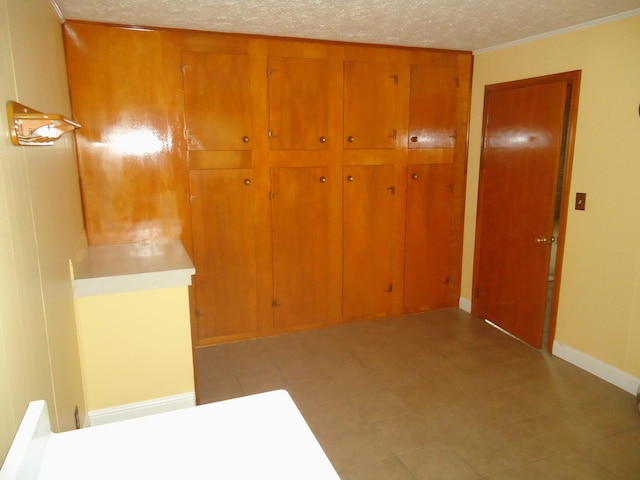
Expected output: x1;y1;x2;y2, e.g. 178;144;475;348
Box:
37;390;339;479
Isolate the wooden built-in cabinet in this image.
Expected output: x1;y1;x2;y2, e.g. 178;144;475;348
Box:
63;22;472;347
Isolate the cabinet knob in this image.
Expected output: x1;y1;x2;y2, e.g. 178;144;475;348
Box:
242;136;250;143
319;136;327;144
243;178;251;186
410;136;418;143
347;136;355;143
411;173;418;180
346;175;354;182
319;176;327;183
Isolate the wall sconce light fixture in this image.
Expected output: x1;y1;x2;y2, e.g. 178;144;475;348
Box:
6;101;80;146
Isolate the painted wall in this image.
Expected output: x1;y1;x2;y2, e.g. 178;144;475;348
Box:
462;13;640;379
0;0;86;463
74;287;195;411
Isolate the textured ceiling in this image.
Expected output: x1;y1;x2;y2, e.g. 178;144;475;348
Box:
51;0;640;51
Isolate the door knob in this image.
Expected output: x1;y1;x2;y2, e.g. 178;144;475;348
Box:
242;136;250;143
319;176;326;183
347;136;355;143
243;178;251;186
411;173;418;180
319;136;327;143
346;175;354;182
535;236;556;244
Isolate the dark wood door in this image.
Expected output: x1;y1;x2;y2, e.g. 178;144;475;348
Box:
404;164;454;312
189;169;258;344
267;56;329;150
343;165;396;319
343;61;398;149
270;167;330;330
473;80;568;349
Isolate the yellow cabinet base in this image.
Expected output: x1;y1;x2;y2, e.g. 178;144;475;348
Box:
74;287;195;411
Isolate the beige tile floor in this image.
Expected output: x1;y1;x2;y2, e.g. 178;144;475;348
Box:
195;308;640;479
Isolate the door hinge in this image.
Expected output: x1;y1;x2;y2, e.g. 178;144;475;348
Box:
390;74;399;85
189;195;199;204
266;67;274;79
447;184;454;194
272;299;282;308
475;286;479;299
389;129;397;140
444;276;450;285
387;186;396;195
448;129;458;140
385;283;393;293
454;77;460;87
486;114;491;126
269;191;278;201
268;129;277;139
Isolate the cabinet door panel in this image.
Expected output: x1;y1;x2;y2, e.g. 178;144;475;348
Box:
343;165;396;318
344;61;398;150
189;169;257;343
404;164;454;311
268;57;329;150
271;167;330;329
409;65;458;149
182;51;252;151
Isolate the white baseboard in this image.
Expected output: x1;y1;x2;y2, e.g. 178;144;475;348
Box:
552;341;640;396
86;392;196;427
459;297;472;313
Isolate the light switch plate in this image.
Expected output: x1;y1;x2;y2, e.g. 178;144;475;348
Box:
575;192;586;211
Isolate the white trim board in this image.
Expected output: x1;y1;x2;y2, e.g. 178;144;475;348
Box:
459;297;472;313
86;392;196;427
457;296;639;396
552;341;640;396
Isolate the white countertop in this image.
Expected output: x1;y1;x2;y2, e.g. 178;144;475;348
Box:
72;240;195;297
1;390;340;480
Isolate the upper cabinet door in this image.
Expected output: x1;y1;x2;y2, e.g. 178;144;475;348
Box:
343;61;398;150
408;65;458;149
268;56;329;150
182;51;253;151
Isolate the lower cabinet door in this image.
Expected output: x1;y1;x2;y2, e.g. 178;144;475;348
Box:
342;165;396;319
404;163;454;312
270;167;330;330
189;169;258;344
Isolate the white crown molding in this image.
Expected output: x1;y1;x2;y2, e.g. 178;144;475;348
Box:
474;8;640;55
48;0;66;23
